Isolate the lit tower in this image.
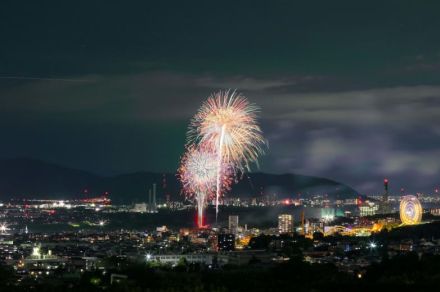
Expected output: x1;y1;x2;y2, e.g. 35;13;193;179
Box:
384;178;389;200
382;178;390;214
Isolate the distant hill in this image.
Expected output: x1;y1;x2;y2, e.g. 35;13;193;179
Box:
0;158;359;203
0;158;100;198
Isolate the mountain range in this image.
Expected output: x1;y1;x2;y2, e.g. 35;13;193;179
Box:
0;158;359;203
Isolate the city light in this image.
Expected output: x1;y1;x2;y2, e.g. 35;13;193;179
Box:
0;223;7;233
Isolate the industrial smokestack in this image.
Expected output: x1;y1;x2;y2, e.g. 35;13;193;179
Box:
153;183;157;212
148;189;152;213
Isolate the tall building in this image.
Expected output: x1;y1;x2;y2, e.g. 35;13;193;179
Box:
380;178;391;214
228;215;239;235
383;178;389;201
278;214;293;234
218;234;235;251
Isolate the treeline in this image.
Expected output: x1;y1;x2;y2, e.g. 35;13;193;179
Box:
3;253;440;291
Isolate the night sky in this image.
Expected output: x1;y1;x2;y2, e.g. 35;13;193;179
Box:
1;1;440;194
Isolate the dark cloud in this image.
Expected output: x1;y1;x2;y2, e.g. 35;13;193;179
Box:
1;72;439;194
0;1;440;194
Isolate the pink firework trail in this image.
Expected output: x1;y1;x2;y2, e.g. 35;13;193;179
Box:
178;145;231;228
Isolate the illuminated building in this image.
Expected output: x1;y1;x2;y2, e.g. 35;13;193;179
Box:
344;198;358;205
179;228;191;236
24;245;64;271
400;195;422;225
146;254;214;266
321;208;335;221
236;235;251;249
430;208;440;216
228;215;239;235
218;234;235;251
156;225;168;233
131;203;147;213
278;214;293;234
359;201;379;217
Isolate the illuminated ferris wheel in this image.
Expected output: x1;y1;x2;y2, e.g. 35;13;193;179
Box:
400;195;422;225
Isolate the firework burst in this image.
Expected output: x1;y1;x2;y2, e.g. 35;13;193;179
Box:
178;145;231;228
188;90;267;220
